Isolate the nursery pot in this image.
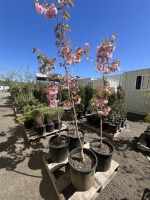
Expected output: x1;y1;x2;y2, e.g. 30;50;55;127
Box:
121;118;127;128
108;123;118;134
36;125;46;135
54;120;62;130
87;115;93;124
102;121;109;131
24;119;33;129
90;140;114;172
145;131;150;147
116;121;121;131
68;147;98;191
77;111;83;119
46;122;54;133
68;129;85;151
143;192;150;200
49;135;69;163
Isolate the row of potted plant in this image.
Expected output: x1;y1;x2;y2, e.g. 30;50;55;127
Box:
17;106;64;132
86;113;127;133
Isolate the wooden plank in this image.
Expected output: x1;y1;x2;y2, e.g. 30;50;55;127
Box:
137;133;150;152
43;143;119;200
68;160;119;200
24;124;68;143
147;156;150;162
56;170;71;192
83;122;124;139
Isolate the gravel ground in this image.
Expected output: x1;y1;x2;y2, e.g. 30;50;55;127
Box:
0;91;149;200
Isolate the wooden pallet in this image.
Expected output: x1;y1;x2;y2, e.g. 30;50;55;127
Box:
137;133;150;152
23;124;68;143
43;143;119;200
83;122;124;139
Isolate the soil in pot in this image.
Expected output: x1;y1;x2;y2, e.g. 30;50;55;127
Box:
46;122;54;133
36;125;46;135
68;147;97;191
49;135;69;163
90;140;114;172
68;129;85;151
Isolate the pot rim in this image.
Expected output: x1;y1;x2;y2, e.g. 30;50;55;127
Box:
90;139;114;156
68;147;98;173
49;135;70;148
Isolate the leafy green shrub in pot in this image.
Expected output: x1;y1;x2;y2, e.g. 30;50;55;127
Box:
31;108;45;135
17;111;33;129
43;107;56;132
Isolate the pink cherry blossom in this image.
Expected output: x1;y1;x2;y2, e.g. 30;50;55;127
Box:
63;101;72;110
35;3;44;14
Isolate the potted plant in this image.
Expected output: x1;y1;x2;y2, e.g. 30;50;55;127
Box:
44;81;70;163
53;106;64;130
17;111;33;129
33;0;97;190
90;35;120;172
31;108;46;135
43;107;55;133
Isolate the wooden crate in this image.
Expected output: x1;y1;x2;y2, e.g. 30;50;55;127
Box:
23;124;68;144
137;133;150;152
43;143;119;200
83;122;124;139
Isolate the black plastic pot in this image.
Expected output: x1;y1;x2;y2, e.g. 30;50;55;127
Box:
77;111;83;119
68;147;98;191
24;119;33;129
36;125;46;135
54;120;62;129
116;121;121;131
145;131;150;147
87;115;93;124
93;117;100;128
46;122;54;133
102;121;109;131
90;140;114;172
108;123;118;133
121;118;127;128
143;191;150;200
49;135;69;163
68;129;85;151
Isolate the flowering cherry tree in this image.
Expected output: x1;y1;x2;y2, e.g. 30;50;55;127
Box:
33;0;120;159
91;35;120;146
33;0;91;161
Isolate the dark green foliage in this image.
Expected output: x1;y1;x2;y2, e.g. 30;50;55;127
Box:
84;85;94;111
108;85;126;119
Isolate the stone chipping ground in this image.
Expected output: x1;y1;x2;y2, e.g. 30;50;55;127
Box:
0;91;149;200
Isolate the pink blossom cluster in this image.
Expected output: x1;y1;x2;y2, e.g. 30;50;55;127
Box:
96;36;120;74
60;75;81;110
98;107;111;116
61;43;90;65
46;82;58;108
61;75;79;95
34;1;58;19
63;101;72;110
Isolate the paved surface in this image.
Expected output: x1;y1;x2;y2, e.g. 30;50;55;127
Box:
0;92;57;200
0;91;149;200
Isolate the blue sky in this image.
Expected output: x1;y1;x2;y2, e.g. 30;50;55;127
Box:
0;0;150;79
